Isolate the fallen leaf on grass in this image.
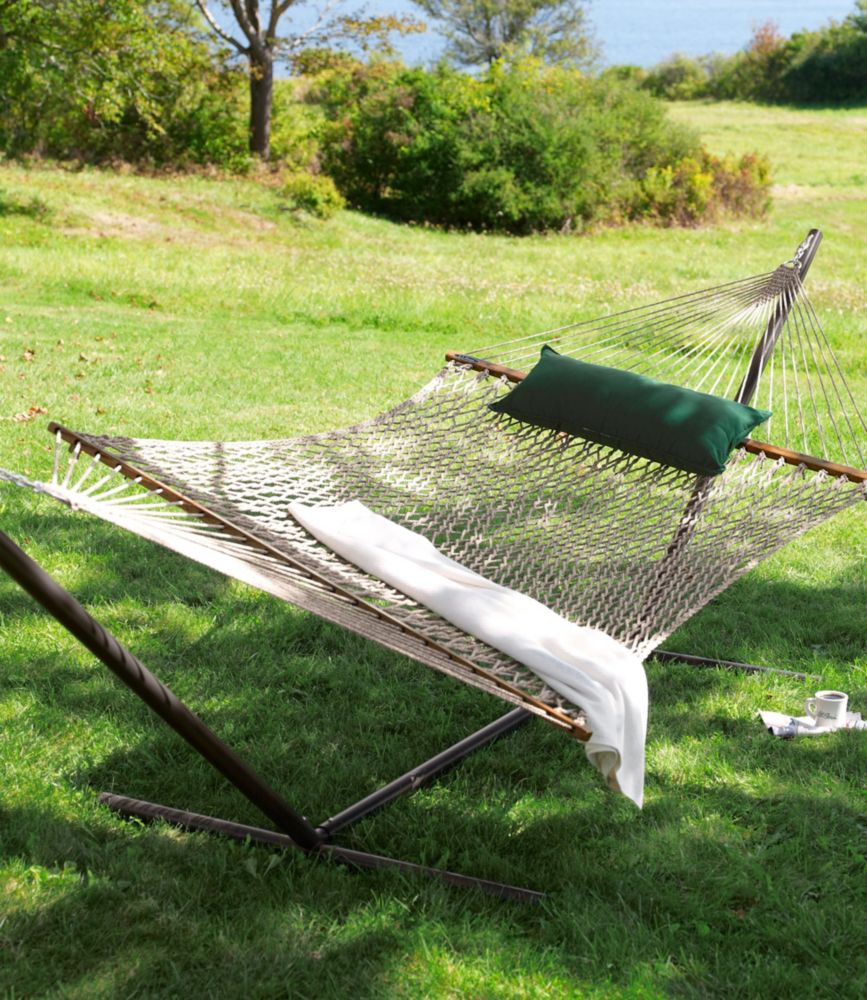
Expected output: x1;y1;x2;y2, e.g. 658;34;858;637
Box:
10;406;48;422
22;348;35;362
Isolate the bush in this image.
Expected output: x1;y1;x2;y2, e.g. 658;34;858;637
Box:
643;55;709;99
634;150;770;225
165;81;251;173
313;58;767;233
281;172;345;219
778;21;867;103
598;65;647;88
704;21;791;101
270;80;325;171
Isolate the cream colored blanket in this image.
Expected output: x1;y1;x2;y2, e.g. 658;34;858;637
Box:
290;500;648;807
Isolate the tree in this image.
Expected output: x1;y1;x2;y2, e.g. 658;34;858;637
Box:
194;2;419;159
0;0;231;162
411;0;595;68
847;0;867;32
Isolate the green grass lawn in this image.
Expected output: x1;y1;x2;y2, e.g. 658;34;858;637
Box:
1;101;865;998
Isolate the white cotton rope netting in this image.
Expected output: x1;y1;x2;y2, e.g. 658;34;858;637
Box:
2;258;865;734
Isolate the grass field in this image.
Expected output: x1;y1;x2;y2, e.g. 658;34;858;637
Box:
1;101;865;998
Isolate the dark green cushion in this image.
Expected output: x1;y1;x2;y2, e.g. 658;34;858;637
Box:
489;346;771;476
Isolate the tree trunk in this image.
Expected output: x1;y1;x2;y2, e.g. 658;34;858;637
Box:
249;47;273;160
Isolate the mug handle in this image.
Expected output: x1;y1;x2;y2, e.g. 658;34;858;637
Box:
805;698;817;719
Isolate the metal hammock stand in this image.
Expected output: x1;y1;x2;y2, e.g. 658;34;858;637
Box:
1;229;865;902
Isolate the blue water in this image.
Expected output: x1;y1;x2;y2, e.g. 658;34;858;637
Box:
212;2;859;69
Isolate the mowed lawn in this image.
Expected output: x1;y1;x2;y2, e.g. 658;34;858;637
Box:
1;102;865;998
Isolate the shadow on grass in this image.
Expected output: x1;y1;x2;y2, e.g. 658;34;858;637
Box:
0;187;52;221
0;802;416;999
2;508;866;995
2;764;865;996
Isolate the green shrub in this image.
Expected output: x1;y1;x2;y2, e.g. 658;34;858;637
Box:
705;22;791;101
598;65;648;87
314;58;766;233
281;172;345;219
643;55;709;99
158;74;251;172
270;80;325;171
778;21;867;103
634;150;770;226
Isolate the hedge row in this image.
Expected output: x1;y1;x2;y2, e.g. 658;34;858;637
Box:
635;3;867;104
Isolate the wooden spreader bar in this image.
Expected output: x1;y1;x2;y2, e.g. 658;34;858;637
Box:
445;352;528;384
445;353;867;484
740;440;867;484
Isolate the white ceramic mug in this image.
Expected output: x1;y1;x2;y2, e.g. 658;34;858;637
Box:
805;690;848;728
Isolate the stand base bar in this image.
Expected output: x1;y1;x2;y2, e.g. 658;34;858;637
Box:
99;793;544;904
317;707;531;839
653;648;820;681
99;793;301;848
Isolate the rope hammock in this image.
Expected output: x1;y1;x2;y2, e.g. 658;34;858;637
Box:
2;227;865;899
2;230;865;741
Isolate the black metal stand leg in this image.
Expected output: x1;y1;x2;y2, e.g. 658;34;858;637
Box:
98;794;544;903
0;529;321;851
653;648;821;682
316;707;531;840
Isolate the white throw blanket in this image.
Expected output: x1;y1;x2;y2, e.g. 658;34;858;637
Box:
289;500;648;807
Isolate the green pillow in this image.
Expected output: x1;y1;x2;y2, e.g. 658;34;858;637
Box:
489;346;771;476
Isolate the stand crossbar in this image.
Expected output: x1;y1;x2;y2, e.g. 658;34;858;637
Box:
316;707;530;839
652;648;821;682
